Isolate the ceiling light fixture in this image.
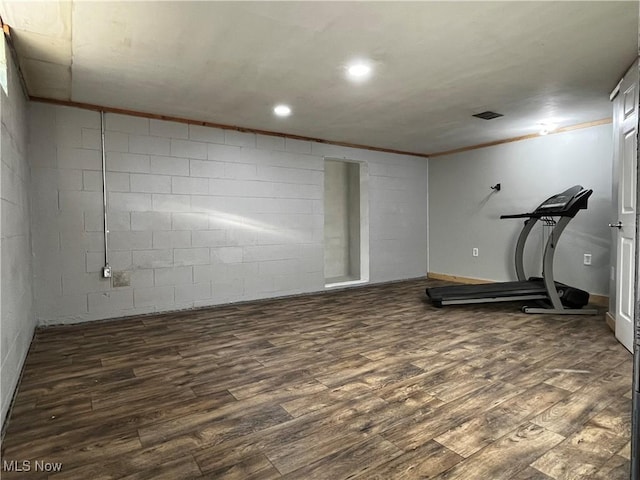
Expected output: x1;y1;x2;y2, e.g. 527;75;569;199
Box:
273;104;291;117
346;61;372;80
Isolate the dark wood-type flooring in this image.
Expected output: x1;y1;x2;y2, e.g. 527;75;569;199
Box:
0;279;633;479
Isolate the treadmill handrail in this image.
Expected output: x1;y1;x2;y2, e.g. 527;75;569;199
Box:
500;212;542;219
513;217;536;281
541;216;572;310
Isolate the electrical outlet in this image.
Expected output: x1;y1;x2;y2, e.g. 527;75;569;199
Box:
583;253;592;266
102;265;112;278
472;248;479;257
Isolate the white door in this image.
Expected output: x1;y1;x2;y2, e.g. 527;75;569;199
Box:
612;59;638;353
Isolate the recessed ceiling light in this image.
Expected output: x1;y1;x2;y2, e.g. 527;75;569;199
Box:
273;105;291;117
346;61;372;80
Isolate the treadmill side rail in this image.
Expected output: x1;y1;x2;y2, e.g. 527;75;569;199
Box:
522;306;599;315
441;294;549;306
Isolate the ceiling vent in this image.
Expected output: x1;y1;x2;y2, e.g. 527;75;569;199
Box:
472;111;503;120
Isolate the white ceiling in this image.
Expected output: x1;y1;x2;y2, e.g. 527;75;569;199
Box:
1;1;637;155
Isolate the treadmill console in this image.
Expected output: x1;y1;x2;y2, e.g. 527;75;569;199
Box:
535;185;591;216
501;185;592;219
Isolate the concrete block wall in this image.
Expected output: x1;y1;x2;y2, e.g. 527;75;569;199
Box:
1;39;34;426
29;103;428;324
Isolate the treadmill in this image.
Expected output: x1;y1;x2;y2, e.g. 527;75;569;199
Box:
426;185;598;315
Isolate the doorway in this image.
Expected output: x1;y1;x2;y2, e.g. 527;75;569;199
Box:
610;59;638;353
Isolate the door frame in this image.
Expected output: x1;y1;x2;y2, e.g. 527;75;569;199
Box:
629;56;640;480
611;60;639;353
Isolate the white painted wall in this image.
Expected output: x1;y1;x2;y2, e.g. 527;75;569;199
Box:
1;39;34;427
428;124;613;296
28;104;428;324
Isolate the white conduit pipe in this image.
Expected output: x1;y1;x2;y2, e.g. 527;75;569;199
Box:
100;111;111;278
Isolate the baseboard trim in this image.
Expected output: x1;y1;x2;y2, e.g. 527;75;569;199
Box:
589;294;609;308
427;272;609;307
427;272;493;285
605;312;615;332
